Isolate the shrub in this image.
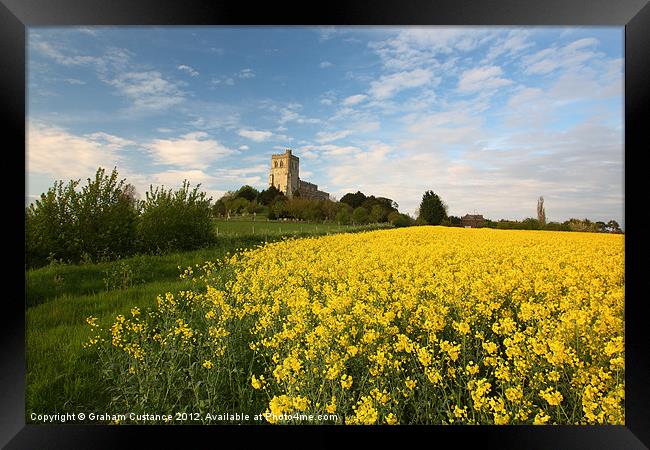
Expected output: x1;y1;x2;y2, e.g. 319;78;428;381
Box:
138;181;214;253
388;211;414;228
25;168;139;268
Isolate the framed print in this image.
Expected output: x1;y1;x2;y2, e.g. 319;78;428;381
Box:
3;0;649;447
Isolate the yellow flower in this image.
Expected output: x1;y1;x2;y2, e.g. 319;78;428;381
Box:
466;361;479;376
453;405;467;419
453;320;470;335
405;377;417;390
534;411;551;425
251;374;263;389
326;396;337;414
202;359;214;369
385;413;398;425
417;347;432;367
539;388;563;406
340;374;353;389
505;386;523;402
353;396;378;425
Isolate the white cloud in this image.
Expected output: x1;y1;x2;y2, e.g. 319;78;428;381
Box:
315;130;353;143
369;28;495;71
177;64;199;77
146;131;235;168
27;122;127;180
85;132;135;149
276;102;321;125
318;27;337;42
320;61;333;68
369;68;434;99
457;65;512;93
524;37;600;75
484;29;534;62
108;71;185;110
239;145;250;150
238;129;273;142
238;68;255;79
64;78;86;85
342;94;367;106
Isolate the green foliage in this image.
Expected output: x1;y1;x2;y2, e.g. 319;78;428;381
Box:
521;218;541;230
336;208;351;225
340;191;397;223
388;211;414;227
340;191;367;209
543;222;570;232
138;180;214;253
563;218;598;232
257;185;284;206
25;167;139;268
417;190;447;225
369;205;384;223
212;198;227;217
235;185;259;202
352;206;369;225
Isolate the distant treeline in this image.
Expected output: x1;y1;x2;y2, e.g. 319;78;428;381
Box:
213;186;413;227
440;216;623;233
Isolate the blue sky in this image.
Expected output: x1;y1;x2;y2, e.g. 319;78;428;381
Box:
27;26;624;224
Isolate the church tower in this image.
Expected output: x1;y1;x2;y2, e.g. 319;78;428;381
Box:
269;149;299;197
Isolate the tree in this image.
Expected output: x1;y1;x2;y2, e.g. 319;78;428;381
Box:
417;190;447;225
606;220;622;233
521;217;541;230
388;211;413;227
336;208;351;225
369;205;384;223
258;185;283;206
235;185;259;202
340;191;367;209
212;197;227;217
449;216;462;226
537;196;546;226
352;207;369;225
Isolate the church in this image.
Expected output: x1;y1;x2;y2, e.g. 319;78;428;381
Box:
268;149;329;201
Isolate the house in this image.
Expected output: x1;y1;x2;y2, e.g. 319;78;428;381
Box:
461;214;485;228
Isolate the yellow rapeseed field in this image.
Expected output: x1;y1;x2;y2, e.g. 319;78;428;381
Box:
89;226;625;425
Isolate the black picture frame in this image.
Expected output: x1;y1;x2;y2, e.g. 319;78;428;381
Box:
3;0;648;447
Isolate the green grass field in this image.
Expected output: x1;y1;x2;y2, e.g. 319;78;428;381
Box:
25;221;391;418
213;218;371;237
